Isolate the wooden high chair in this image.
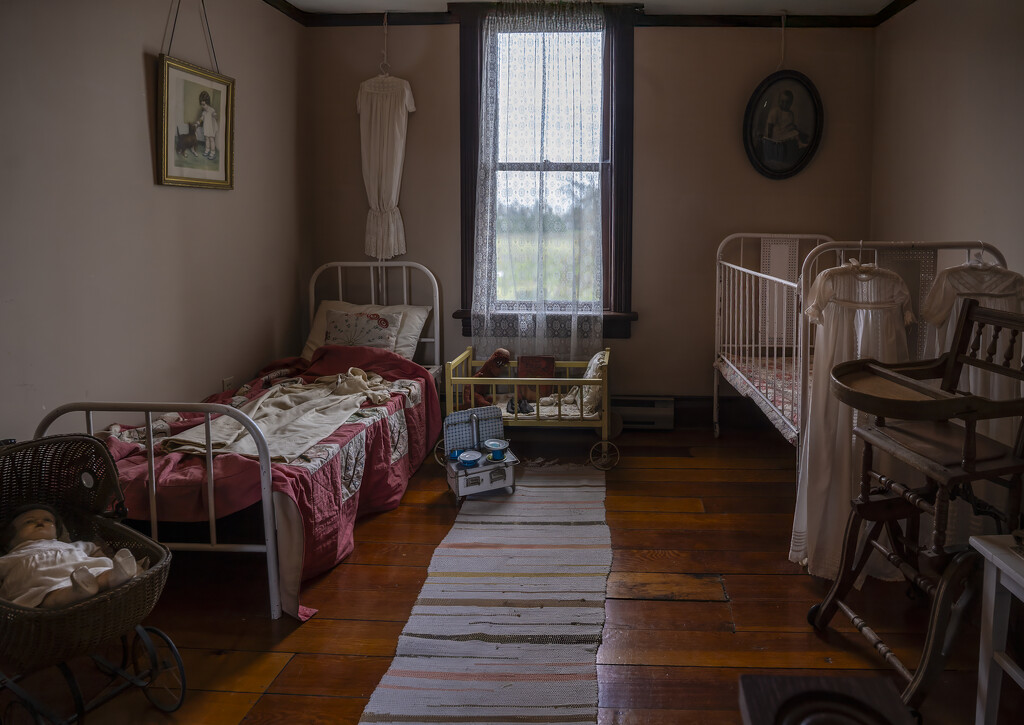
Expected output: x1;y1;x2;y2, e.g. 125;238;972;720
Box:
809;298;1024;708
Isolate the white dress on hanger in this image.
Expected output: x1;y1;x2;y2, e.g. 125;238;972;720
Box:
919;261;1024;544
790;261;914;581
358;75;415;261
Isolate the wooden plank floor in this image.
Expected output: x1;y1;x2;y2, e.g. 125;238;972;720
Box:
5;426;1022;723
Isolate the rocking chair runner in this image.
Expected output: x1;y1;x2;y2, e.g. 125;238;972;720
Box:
809;298;1024;708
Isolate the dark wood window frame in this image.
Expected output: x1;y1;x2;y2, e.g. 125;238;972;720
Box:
452;3;638;339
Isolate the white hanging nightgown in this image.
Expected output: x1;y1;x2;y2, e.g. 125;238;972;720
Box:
790;262;914;581
358;75;415;261
919;262;1024;544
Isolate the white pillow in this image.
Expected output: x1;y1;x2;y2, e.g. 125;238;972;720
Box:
580;350;608;412
325;309;403;351
303;301;431;360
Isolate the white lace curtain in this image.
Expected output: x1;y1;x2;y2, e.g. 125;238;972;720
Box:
471;1;605;359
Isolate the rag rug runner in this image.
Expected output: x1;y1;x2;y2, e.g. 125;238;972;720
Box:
359;464;611;724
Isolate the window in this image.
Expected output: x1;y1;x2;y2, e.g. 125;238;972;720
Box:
455;3;637;338
493;29;603;307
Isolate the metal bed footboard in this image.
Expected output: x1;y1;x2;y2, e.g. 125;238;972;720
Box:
35;402;282;620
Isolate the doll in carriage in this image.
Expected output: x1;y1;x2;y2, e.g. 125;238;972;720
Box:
0;435;185;723
0;503;138;609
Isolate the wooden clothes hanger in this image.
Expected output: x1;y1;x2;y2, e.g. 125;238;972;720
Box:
966;240;998;269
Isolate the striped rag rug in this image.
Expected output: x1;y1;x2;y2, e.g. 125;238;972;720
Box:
360;464;611;725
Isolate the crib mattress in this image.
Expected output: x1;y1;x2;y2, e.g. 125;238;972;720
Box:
716;356;811;444
489;392;602;423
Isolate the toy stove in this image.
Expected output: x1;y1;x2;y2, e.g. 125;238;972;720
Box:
442;406;517;502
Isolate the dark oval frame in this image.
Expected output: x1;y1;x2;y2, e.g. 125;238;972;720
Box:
743;70;823;180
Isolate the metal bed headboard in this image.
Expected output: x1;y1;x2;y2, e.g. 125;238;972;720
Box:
796;239;1008;444
309;261;442;369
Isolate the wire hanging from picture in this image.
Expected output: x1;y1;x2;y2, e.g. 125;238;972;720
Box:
775;11;787;71
162;0;220;73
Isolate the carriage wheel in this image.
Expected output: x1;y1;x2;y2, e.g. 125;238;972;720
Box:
589;441;620;470
433;439;447;466
2;700;44;725
131;626;187;712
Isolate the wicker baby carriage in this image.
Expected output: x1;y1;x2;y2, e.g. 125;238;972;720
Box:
0;435;184;723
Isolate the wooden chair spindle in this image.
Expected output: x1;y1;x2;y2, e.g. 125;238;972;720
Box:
1004;329;1018;369
968;323;985;360
985;325;1002;363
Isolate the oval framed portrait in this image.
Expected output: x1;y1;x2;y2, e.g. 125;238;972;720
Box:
743;70;823;180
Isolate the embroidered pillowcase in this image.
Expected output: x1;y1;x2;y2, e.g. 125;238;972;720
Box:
303;301;431;360
324;310;403;351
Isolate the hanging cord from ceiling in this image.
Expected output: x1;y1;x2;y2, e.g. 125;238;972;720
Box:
163;0;220;73
200;0;220;73
775;11;787;71
380;11;391;75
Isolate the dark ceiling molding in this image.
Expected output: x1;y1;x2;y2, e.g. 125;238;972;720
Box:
263;1;915;28
304;11;458;26
873;0;918;25
261;0;316;25
634;14;875;28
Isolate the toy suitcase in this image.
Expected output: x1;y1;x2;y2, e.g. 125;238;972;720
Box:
442;406;517;502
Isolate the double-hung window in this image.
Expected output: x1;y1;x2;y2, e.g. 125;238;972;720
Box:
455;3;636;342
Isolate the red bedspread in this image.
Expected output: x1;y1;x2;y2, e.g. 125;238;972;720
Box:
107;345;441;583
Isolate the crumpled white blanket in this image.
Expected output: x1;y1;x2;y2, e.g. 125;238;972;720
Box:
163;367;392;463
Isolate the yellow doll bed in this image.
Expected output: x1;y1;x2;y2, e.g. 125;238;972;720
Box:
443;347;618;469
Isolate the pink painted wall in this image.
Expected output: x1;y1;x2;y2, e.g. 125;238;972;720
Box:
301;24;463;357
870;0;1024;271
0;0;304;440
631;26;874;398
3;1;1020;441
303;23;876;400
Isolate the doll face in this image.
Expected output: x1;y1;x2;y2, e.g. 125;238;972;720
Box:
10;509;58;546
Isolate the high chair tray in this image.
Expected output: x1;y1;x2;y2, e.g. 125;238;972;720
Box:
829;358;982;421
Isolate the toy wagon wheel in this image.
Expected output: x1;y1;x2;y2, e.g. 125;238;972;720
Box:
589;441;620;470
3;699;44;725
131;626;187;712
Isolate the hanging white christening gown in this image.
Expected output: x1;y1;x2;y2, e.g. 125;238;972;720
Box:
357;75;415;261
790;261;914;581
919;261;1024;544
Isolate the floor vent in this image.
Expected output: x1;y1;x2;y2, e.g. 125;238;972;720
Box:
611;396;675;430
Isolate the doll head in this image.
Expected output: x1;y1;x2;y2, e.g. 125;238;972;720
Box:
3;503;65;552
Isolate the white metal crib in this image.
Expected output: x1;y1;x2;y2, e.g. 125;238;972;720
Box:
713;234;1007;461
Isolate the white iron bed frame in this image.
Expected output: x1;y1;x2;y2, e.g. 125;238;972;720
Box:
35;261;442;621
713;234;1007;461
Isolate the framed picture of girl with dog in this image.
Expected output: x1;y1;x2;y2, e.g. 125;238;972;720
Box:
159;55;234;189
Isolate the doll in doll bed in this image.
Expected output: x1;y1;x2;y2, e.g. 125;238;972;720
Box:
0;503;138;608
465;348;608;420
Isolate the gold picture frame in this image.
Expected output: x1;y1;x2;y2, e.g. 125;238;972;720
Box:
159;55;234;189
